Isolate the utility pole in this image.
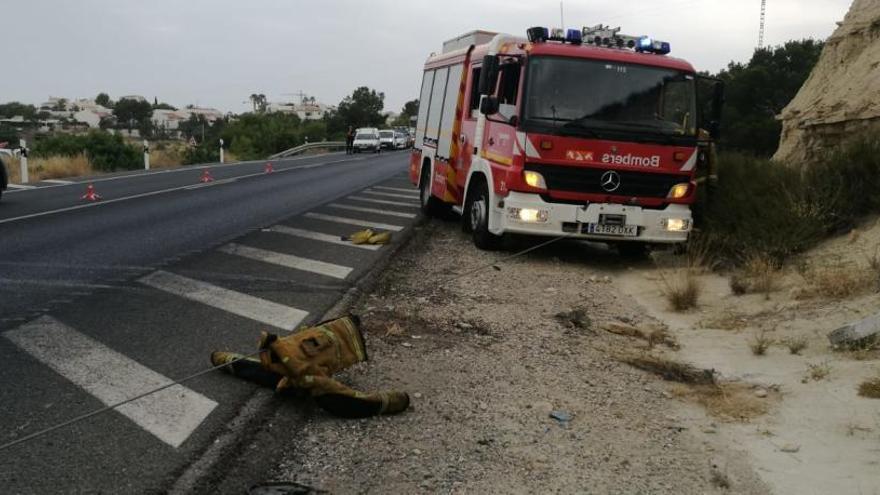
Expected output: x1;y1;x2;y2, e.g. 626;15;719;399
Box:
758;0;767;48
560;2;564;28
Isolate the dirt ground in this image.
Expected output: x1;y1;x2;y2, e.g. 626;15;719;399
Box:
617;216;880;495
262;219;771;494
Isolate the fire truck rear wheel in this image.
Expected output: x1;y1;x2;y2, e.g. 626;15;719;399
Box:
467;180;502;251
419;163;447;218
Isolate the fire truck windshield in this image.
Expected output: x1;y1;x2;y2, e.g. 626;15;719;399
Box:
522;56;697;144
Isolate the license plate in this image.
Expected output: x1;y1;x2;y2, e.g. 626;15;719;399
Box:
584;223;638;237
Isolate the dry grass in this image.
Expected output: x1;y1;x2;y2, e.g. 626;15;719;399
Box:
660;269;701;311
802;361;832;382
858;376;880;399
800;264;877;299
148;148;184;169
6;154;94;183
727;254;781;299
700;311;749;331
784;336;809;355
749;331;772;356
671;383;775;422
745;254;781;299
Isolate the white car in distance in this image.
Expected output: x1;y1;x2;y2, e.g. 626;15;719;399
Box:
353;128;381;153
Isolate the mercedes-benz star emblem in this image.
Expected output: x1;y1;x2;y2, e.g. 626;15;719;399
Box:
600;170;621;192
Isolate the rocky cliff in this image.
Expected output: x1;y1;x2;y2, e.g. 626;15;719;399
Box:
774;0;880;163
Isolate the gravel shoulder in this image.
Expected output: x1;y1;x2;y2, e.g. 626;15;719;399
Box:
237;219;769;493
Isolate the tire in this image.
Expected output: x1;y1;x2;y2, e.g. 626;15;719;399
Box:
419;164;448;218
465;179;502;250
617;242;650;259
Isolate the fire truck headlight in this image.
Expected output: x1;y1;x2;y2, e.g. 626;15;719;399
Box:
663;218;690;232
509;207;549;223
523;171;547;189
667;183;690;199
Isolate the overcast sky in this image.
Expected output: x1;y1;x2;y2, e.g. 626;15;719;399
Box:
4;0;853;114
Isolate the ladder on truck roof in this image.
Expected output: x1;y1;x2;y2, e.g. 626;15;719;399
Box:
581;24;643;49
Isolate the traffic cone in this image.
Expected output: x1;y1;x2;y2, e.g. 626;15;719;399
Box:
264;162;274;174
81;184;101;201
200;169;214;183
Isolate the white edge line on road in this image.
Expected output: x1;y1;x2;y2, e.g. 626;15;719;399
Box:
3;151;349;194
303;212;404;232
326;203;416;219
4;315;218;448
218;243;352;280
40;179;74;185
347;195;419;208
362;190;421;200
0;157;366;225
7;183;37;190
139;270;308;331
267;225;381;251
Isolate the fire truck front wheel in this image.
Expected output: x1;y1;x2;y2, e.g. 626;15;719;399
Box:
465;179;502;251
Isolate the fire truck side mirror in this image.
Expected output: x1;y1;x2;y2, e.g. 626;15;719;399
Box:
478;55;500;95
480;96;500;115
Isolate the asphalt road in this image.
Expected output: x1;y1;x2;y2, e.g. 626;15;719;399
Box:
0;151;419;493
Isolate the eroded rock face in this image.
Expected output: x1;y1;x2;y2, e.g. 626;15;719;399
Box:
774;0;880;164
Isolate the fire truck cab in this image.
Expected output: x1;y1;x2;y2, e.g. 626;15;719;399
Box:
410;26;723;253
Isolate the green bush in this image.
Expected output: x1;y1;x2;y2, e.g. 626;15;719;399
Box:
699;136;880;263
33;131;140;171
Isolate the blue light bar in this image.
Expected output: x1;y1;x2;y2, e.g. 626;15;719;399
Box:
566;29;583;44
635;36;671;55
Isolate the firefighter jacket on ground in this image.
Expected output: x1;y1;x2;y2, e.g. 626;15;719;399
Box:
211;315;409;418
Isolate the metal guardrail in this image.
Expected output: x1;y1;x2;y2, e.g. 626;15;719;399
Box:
268;141;346;159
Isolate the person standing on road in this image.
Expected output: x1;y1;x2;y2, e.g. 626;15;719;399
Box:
345;126;355;154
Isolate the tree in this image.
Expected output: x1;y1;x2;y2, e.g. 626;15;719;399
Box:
112;98;154;134
95;92;112;108
714;39;824;156
334;87;385;129
152;101;177;111
0;102;37;120
52;98;68;111
392;99;418;127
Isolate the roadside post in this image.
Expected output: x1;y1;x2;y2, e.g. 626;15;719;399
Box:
143;140;150;171
219;138;224;164
19;139;28;184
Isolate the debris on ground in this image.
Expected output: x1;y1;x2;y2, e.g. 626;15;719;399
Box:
211;315;409;418
554;308;591;330
617;353;716;385
342;229;392;245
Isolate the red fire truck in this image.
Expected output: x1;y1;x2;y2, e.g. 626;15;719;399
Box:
410;26;723;254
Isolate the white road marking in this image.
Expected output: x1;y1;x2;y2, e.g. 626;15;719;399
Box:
267;225;381;251
7;183;36;190
0;158;367;226
218;243;352;279
303;212;404;232
183;177;238;190
139;270;307;330
4;316;217;448
362;190;421;200
373;186;418;194
326;203;416;219
40;179;74;185
347;195;419;208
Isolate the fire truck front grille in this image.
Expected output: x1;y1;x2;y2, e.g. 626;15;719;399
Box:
525;164;688;199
